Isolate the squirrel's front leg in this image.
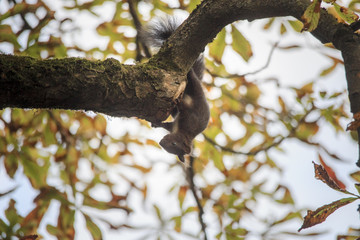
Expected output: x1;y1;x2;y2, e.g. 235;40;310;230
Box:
151;121;174;132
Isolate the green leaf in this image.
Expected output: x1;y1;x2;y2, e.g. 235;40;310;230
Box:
84;214;102;240
350;171;360;182
19;147;50;188
288;20;304;32
301;0;321;32
171;215;182;232
0;25;21;49
231;25;252;62
47;224;62;237
333;3;359;23
209;28;226;64
212;149;225;171
4;154;19;178
355;184;360;195
299;197;358;231
5;199;21;227
44;124;57;146
320;62;337;76
280;23;287;35
263;18;275;30
225;224;248;239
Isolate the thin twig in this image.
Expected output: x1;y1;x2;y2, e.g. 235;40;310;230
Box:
127;0;151;59
203;105;316;156
186;156;208;240
206;42;279;79
203;133;286;156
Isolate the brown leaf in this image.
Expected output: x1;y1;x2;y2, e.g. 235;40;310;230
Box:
299;197;357;231
313;159;346;192
346;112;360;131
20;235;38;240
318;155;346;190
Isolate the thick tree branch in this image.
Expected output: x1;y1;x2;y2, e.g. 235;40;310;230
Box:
0;54;186;123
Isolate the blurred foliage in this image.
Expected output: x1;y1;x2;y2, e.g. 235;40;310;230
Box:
0;0;359;240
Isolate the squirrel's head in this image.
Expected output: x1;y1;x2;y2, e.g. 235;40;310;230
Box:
159;133;191;162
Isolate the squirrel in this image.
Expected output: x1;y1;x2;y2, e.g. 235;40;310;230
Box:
141;16;210;162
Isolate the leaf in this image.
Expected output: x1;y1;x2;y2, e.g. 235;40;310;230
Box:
0;25;21;49
297;82;314;98
346;112;360;131
44;123;57;146
320;61;337;76
178;186;188;209
317;154;346;190
5;199;21;227
350;171;360;182
19;235;38;240
225;224;248;239
231;25;253;62
313;161;346;193
333;3;359;23
355;184;360;195
301;0;321;32
20;147;50;188
298;197;358;231
276;186;295;205
85;214;103;240
263;18;275;30
171;216;182;233
295;122;319;140
4;153;18;178
209;28;226;64
46;224;62;237
94;115;107;135
212;149;225;171
280;23;287;35
153;204;163;223
288;20;304;32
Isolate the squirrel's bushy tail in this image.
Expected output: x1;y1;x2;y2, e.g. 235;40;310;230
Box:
141;16;204;80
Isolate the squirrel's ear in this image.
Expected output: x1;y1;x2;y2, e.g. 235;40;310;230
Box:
178;155;185;162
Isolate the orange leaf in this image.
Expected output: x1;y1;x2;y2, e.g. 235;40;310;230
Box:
178;186;188;209
298;197;357;231
317;155;346;190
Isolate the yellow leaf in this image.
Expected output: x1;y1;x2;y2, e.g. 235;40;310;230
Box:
231;25;252;62
209;28;226;64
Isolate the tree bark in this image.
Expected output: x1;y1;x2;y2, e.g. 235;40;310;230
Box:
0;55;186;123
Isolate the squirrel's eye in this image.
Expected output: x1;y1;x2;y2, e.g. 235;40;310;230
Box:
171;142;177;146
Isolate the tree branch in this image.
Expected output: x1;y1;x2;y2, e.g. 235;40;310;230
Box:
186;156;208;240
0;54;186;123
